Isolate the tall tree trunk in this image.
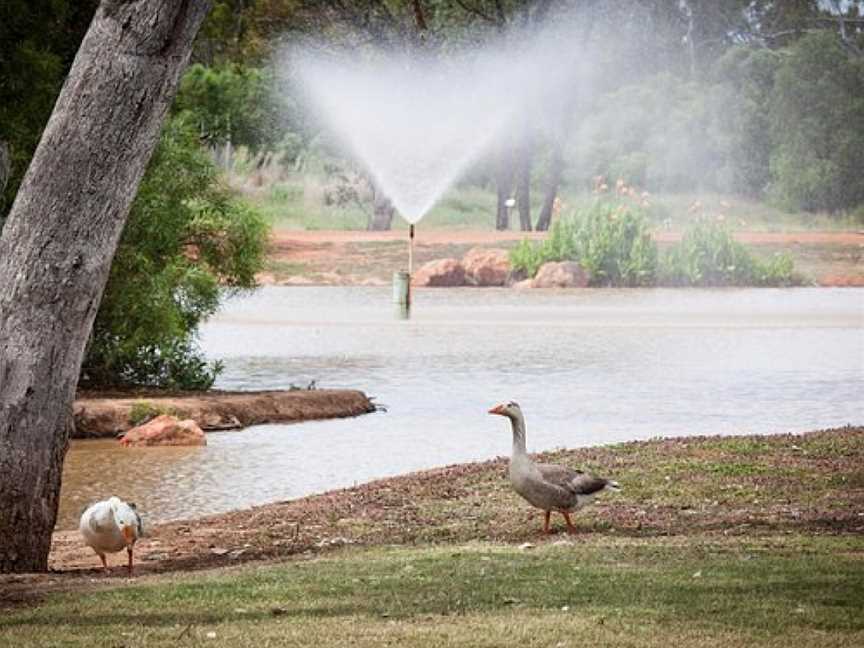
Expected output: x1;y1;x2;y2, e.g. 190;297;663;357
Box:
0;0;211;574
515;130;533;232
0;140;9;198
494;148;515;231
368;184;395;231
535;138;564;232
681;0;698;78
0;140;8;231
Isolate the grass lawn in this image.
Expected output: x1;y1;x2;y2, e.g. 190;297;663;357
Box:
2;428;862;646
2;537;862;647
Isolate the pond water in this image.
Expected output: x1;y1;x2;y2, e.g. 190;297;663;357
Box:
58;286;864;529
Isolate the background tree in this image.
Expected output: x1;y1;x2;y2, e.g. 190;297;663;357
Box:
174;62;287;168
0;0;99;222
0;0;212;574
769;31;864;211
710;46;780;197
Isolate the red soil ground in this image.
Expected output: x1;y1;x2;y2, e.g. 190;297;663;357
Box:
263;228;864;286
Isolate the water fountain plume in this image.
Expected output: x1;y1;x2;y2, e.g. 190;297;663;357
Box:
290;48;535;224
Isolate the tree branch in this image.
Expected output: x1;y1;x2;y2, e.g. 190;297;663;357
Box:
454;0;496;25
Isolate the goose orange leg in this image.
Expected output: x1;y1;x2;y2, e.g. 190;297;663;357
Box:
543;510;552;534
98;553;109;574
127;547;134;577
562;511;578;535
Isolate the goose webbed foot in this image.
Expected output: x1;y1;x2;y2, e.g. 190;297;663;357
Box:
542;510;553;534
562;511;579;535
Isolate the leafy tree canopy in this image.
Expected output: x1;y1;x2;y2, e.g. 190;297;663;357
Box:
175;63;286;153
0;0;98;217
81;116;268;389
769;31;864;211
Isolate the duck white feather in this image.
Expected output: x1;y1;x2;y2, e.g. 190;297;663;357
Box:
79;496;143;575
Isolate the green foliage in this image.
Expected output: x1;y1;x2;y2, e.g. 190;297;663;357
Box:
127;401;178;427
174;64;286;153
566;33;864;215
0;1;98;218
710;46;781;197
509;239;548;278
510;193;657;286
757;250;801;287
195;0;263;64
81;117;268;389
660;219;801;286
512;193;802;287
768;32;864;212
571;74;717;193
569;197;658;286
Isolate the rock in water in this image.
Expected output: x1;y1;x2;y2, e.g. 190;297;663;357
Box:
120;415;206;447
463;247;510;286
412;258;466;287
532;261;590;288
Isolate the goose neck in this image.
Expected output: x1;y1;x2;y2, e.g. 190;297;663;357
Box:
510;414;527;456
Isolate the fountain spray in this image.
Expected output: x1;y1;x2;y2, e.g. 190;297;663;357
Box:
291;47;537;316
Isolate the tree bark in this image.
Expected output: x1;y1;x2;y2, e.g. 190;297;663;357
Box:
494;147;514;231
368;184;395;231
0;140;9;198
515;129;532;232
0;0;211;574
535;139;564;232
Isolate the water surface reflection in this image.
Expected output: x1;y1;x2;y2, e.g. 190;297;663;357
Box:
58;287;864;528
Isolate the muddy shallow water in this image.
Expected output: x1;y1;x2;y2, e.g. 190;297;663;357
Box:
58;287;864;529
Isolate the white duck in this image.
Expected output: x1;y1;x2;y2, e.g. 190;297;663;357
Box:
79;496;143;575
489;401;620;534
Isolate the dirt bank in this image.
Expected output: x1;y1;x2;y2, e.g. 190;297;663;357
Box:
271;228;864;246
72;389;376;439
262;228;864;287
1;425;859;606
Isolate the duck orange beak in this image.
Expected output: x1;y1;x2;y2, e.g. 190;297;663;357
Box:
488;404;505;416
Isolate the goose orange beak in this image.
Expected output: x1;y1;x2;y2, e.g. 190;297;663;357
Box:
488;404;505;416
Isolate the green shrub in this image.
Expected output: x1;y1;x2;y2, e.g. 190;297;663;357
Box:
570;198;657;286
755;250;802;287
512;194;803;288
80;116;267;390
509;194;657;286
117;340;226;391
509;239;548;278
128;401;180;427
660;219;802;286
660;220;755;286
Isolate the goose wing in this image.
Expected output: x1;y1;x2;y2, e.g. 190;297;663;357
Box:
130;503;144;537
81;500;115;536
536;463;614;496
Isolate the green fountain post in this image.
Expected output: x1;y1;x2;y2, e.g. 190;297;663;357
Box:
392;222;413;317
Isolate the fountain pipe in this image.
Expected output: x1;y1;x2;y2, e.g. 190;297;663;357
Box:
407;224;414;307
409;224;415;275
392;222;413;314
